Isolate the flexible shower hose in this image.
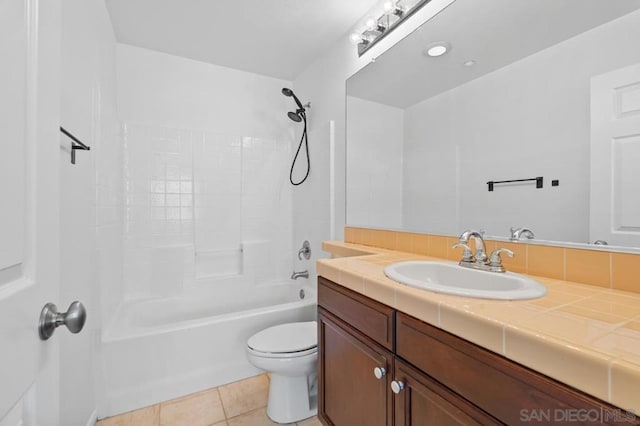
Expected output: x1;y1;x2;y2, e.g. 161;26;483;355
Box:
290;114;310;186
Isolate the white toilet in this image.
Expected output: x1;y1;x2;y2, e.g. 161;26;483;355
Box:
246;321;318;423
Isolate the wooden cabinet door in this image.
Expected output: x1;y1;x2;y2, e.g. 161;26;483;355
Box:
318;310;393;426
393;359;500;426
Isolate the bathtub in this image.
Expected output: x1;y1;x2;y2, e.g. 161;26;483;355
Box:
99;280;317;417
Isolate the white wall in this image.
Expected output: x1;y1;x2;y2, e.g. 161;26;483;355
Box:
117;44;293;137
60;0;120;424
292;0;455;277
402;108;459;235
116;45;295;300
346;96;404;228
402;9;640;242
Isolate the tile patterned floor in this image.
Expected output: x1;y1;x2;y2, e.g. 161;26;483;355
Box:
96;374;322;426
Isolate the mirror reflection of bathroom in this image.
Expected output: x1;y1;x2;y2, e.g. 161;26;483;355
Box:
347;0;640;248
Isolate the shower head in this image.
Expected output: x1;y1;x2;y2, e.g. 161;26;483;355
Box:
282;87;305;113
288;111;303;122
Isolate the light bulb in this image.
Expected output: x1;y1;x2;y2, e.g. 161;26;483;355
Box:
350;32;363;45
365;17;385;33
383;1;403;15
365;17;378;31
383;1;395;13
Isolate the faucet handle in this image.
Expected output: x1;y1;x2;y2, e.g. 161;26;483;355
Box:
489;248;514;272
452;243;474;262
298;240;311;260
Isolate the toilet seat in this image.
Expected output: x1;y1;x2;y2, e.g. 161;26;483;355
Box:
247;321;317;358
247;345;317;359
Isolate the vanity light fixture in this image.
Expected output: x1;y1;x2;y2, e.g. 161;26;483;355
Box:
424;41;451;57
351;0;432;57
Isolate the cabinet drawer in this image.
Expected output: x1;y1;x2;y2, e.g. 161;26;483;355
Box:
396;312;638;425
318;277;394;350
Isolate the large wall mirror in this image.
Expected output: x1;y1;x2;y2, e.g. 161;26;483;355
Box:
346;0;640;250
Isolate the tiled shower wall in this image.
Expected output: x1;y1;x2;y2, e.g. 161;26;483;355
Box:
123;123;293;300
123;124;194;299
116;43;296;300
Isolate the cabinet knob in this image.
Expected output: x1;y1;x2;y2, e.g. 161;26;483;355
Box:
391;380;405;394
373;367;386;379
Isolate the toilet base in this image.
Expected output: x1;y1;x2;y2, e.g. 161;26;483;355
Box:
266;373;318;424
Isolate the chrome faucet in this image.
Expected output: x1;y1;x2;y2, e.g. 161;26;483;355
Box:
291;270;309;280
510;227;535;241
453;229;514;273
458;230;488;264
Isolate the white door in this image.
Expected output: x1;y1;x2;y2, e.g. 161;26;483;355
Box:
0;0;61;425
591;63;640;247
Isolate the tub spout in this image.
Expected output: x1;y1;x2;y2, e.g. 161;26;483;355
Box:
291;270;309;280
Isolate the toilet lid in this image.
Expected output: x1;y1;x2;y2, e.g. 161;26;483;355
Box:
248;321;317;354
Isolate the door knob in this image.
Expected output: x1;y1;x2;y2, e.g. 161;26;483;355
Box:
38;301;87;340
373;367;386;379
391;380;405;394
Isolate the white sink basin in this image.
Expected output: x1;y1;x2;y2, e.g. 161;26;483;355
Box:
384;261;546;300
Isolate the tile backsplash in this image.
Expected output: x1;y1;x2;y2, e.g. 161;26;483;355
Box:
345;227;640;294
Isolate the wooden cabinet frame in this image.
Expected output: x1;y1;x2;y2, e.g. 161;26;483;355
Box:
317;277;639;426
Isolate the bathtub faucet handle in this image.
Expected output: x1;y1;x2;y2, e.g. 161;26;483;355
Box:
298;240;311;261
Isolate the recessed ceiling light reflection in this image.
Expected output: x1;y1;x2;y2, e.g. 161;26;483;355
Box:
424;42;451;57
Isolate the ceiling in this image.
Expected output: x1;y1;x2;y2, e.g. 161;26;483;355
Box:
347;0;640;108
105;0;380;81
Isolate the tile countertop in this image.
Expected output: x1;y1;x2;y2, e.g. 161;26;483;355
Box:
317;241;640;413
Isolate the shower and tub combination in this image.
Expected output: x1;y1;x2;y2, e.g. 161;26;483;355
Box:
100;88;317;418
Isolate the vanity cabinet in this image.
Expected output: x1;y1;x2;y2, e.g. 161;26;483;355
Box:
317;276;639;426
318;278;394;426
